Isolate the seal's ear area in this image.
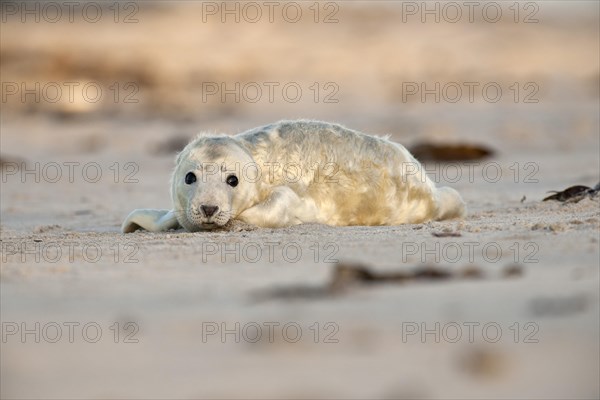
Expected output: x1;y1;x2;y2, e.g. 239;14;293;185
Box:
175;147;188;166
121;209;181;233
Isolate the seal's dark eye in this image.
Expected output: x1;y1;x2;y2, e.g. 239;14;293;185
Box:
185;172;197;185
226;174;238;187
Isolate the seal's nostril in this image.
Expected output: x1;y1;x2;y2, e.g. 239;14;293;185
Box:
201;205;219;218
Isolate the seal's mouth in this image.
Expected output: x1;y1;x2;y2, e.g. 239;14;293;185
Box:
197;219;230;230
185;208;230;230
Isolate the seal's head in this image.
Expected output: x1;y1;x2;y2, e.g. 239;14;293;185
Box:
171;134;259;231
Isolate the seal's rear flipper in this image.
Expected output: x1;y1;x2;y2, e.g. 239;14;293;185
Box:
121;209;180;233
434;187;466;221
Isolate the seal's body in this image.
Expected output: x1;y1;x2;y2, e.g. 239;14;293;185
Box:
122;120;465;232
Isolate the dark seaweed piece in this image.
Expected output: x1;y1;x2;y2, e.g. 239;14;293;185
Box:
432;231;462;237
543;182;599;202
251;285;330;301
409;143;494;162
329;263;410;292
411;266;454;280
253;262;521;302
502;264;524;278
460;265;485;279
329;263;453;293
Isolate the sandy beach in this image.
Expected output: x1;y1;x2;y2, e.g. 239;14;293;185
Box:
1;2;599;398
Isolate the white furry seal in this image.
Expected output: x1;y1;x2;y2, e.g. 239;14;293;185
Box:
122;120;465;232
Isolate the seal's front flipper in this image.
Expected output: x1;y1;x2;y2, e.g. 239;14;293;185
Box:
238;186;318;228
223;219;258;232
121;209;180;233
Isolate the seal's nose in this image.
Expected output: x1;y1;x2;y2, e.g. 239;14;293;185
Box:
201;205;219;218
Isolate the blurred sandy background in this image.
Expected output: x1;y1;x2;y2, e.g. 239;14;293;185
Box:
1;1;599;399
